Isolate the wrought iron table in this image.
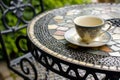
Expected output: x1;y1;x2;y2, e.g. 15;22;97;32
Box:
27;3;120;80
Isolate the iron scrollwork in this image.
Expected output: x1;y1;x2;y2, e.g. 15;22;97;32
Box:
1;0;36;33
20;58;38;80
0;31;38;80
16;35;38;80
31;47;120;80
32;48;99;80
0;0;44;79
15;35;30;53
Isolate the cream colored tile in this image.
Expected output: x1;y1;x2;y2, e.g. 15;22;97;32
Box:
53;16;63;20
112;34;120;40
53;35;64;40
110;45;120;51
53;16;63;23
113;27;120;33
109;52;120;56
48;25;58;29
109;66;117;70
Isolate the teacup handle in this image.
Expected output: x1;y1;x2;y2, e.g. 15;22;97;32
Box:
99;21;112;36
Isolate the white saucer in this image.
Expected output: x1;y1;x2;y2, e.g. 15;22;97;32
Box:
64;28;111;47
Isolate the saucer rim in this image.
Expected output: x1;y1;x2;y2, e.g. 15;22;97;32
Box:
64;28;112;47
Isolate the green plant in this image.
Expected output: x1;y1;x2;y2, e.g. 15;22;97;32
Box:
44;0;91;10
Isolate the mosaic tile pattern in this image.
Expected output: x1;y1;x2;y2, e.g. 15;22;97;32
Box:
48;7;120;58
28;4;120;68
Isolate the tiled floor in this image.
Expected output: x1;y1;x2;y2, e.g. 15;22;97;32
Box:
0;61;23;80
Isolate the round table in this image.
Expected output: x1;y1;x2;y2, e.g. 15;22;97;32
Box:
27;3;120;80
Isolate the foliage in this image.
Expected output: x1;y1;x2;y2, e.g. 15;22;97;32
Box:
0;0;91;60
43;0;91;10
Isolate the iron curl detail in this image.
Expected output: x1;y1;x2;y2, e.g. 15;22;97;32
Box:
2;0;36;29
20;58;38;80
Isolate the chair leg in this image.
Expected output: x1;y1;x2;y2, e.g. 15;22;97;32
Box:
0;32;10;67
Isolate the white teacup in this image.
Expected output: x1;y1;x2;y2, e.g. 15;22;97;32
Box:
73;15;111;44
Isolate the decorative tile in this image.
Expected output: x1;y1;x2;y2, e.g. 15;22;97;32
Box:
89;50;109;56
57;27;69;31
94;8;103;11
59;40;68;44
112;34;120;40
66;20;73;23
64;16;73;20
54;31;65;36
99;14;112;20
66;24;74;28
66;10;80;15
99;56;120;67
81;8;93;15
110;12;120;18
110;45;120;51
53;35;64;40
91;10;101;15
66;12;74;16
57;23;67;27
109;66;117;70
113;27;120;33
107;40;116;45
108;26;115;33
53;16;63;23
100;45;112;52
115;44;120;47
48;25;58;29
54;16;63;20
110;26;116;29
109;52;120;56
114;40;120;43
102;24;112;31
101;7;112;13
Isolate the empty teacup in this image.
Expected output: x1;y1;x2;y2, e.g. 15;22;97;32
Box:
73;15;111;44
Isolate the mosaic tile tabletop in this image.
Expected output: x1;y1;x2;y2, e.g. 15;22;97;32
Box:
48;5;120;57
28;4;120;69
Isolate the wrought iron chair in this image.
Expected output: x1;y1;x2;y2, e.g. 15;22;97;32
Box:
0;0;67;80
